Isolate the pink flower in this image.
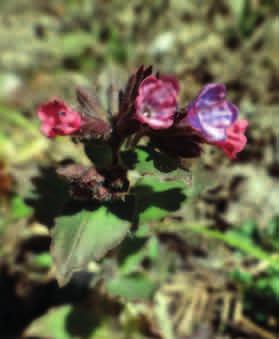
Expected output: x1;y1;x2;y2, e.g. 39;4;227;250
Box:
184;83;248;158
135;75;179;130
37;98;83;138
215;119;248;159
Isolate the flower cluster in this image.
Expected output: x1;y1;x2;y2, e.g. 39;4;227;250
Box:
37;66;248;200
134;79;248;159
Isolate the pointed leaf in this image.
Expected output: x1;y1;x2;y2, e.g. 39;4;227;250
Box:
52;206;130;286
24;305;72;339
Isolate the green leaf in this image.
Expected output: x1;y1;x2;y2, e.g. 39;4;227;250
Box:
147;236;159;260
133;176;186;224
32;253;53;270
135;224;150;237
25;305;72;339
118;237;147;275
107;274;156;300
52;206;131;286
230;269;252;285
10;196;32;219
119;248;146;275
185;224;279;269
118;236;160;275
122;146;191;183
25;305;100;339
259;216;279;251
238;219;257;238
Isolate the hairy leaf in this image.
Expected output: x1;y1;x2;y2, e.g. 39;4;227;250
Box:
52;206;130;286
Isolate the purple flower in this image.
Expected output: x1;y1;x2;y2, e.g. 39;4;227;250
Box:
38;98;83;138
135;75;179;130
184;83;238;142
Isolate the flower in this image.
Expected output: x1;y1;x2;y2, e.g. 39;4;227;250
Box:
184;83;248;158
37;98;83;138
215;119;248;159
135;75;179;129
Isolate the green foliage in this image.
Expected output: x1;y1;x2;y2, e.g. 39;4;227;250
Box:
226;217;279;322
257;216;279;252
225;217;279;259
107;274;156;300
50;144;189;286
230;269;252;285
186;219;279;269
0;196;32;243
118;235;159;275
122;145;191;184
231;265;279;324
0;1;276;337
25;305;104;339
25;305;72;339
10;196;32;219
51;206;131;286
133;176;186;224
228;0;273;37
254;268;279;302
106;26;129;63
32;252;53;270
60;33;95;59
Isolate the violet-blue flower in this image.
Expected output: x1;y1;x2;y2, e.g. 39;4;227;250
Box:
183;83;248;158
185;83;238;142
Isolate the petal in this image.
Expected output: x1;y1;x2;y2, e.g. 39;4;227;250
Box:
160;75;180;95
40;124;55;138
139;75;159;97
135;75;178;130
216;119;248;159
185;83;239;142
137;114;174;129
197;101;237;141
231;118;248;133
195;83;226;109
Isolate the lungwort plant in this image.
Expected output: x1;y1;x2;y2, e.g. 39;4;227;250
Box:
37;65;248;286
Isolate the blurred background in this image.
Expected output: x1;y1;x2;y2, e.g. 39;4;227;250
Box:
0;1;278;338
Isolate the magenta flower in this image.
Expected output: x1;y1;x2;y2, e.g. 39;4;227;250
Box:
135;75;179;130
184;83;248;158
37;98;83;138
